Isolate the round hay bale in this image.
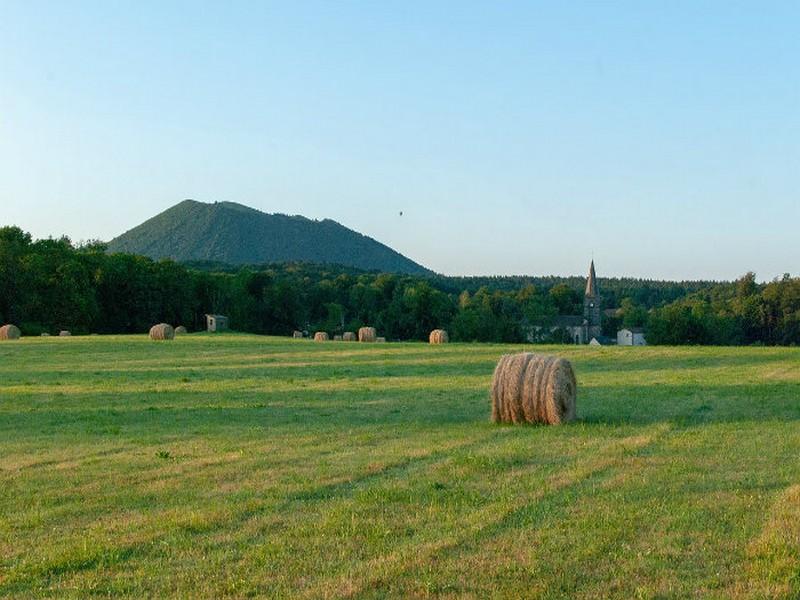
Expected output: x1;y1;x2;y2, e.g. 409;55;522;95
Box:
175;326;188;335
358;327;377;343
149;323;175;341
59;330;71;337
0;324;21;340
376;337;386;343
41;332;51;337
490;352;576;425
342;331;356;342
429;329;449;344
292;330;304;339
314;331;329;342
333;335;343;341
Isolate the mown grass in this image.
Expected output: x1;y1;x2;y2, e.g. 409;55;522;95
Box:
1;334;799;598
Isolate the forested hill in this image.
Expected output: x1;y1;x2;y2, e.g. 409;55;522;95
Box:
107;199;431;275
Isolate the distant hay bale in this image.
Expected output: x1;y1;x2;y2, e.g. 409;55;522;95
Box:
490;352;577;425
429;329;449;344
41;332;51;337
175;326;188;335
376;337;386;343
292;330;304;339
342;331;356;342
0;324;21;340
314;331;329;342
358;327;377;343
149;323;175;341
59;330;71;337
333;335;343;341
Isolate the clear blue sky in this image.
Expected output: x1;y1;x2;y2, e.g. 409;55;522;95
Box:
1;1;797;280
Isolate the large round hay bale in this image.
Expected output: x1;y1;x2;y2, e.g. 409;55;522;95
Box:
0;324;21;340
59;330;71;337
358;327;377;343
490;353;576;425
292;330;304;339
333;335;343;341
175;326;188;335
149;323;175;341
342;331;356;342
429;329;449;344
314;331;329;342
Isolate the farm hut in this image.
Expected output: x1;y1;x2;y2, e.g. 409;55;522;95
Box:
59;330;71;337
175;326;188;335
0;324;21;340
292;330;304;339
490;352;576;425
429;329;449;344
342;332;356;342
205;314;229;333
358;327;377;343
314;332;329;342
149;323;175;341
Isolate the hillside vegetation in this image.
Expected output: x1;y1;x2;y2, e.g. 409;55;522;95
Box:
107;199;430;275
1;336;799;597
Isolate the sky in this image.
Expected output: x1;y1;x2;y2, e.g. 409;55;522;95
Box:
1;1;798;280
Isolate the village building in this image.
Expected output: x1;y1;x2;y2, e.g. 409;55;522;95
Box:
617;327;647;346
205;314;230;332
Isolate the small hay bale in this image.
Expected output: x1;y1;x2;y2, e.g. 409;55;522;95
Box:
175;326;188;335
358;327;377;343
429;329;449;344
333;335;343;341
314;331;329;342
490;352;576;425
59;330;71;337
149;323;175;341
342;331;356;342
0;324;21;340
292;330;304;339
376;337;386;343
41;332;51;337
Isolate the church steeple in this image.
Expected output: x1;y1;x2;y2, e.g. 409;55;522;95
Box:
585;259;598;297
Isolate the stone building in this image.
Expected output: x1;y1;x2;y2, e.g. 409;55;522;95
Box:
205;314;229;332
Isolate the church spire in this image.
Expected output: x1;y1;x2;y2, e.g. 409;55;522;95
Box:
585;260;598;297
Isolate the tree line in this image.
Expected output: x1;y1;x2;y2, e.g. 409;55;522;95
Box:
1;226;799;345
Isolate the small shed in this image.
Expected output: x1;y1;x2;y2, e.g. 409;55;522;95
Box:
206;314;230;333
617;328;646;346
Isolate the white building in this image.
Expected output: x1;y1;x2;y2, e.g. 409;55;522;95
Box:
617;328;646;346
205;314;230;332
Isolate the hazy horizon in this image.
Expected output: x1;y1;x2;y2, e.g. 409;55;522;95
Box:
2;2;798;281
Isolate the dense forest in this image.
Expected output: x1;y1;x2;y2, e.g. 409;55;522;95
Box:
2;226;799;345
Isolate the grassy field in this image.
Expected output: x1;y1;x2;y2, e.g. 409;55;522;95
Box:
1;334;799;599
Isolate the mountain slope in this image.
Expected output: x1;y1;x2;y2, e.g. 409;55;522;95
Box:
106;200;431;274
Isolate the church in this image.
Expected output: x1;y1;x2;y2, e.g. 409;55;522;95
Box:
526;260;604;344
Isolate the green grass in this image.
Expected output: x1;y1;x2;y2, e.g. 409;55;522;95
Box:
1;334;799;599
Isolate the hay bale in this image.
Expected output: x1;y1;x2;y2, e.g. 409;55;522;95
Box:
342;331;356;342
175;326;188;335
333;335;343;341
149;323;175;341
358;327;377;343
314;331;329;342
59;330;71;337
376;337;386;343
490;352;576;425
292;330;304;339
41;332;51;337
0;324;21;340
429;329;449;344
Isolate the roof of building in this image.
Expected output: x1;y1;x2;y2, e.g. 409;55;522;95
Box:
619;327;646;334
585;260;598;297
553;315;585;327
